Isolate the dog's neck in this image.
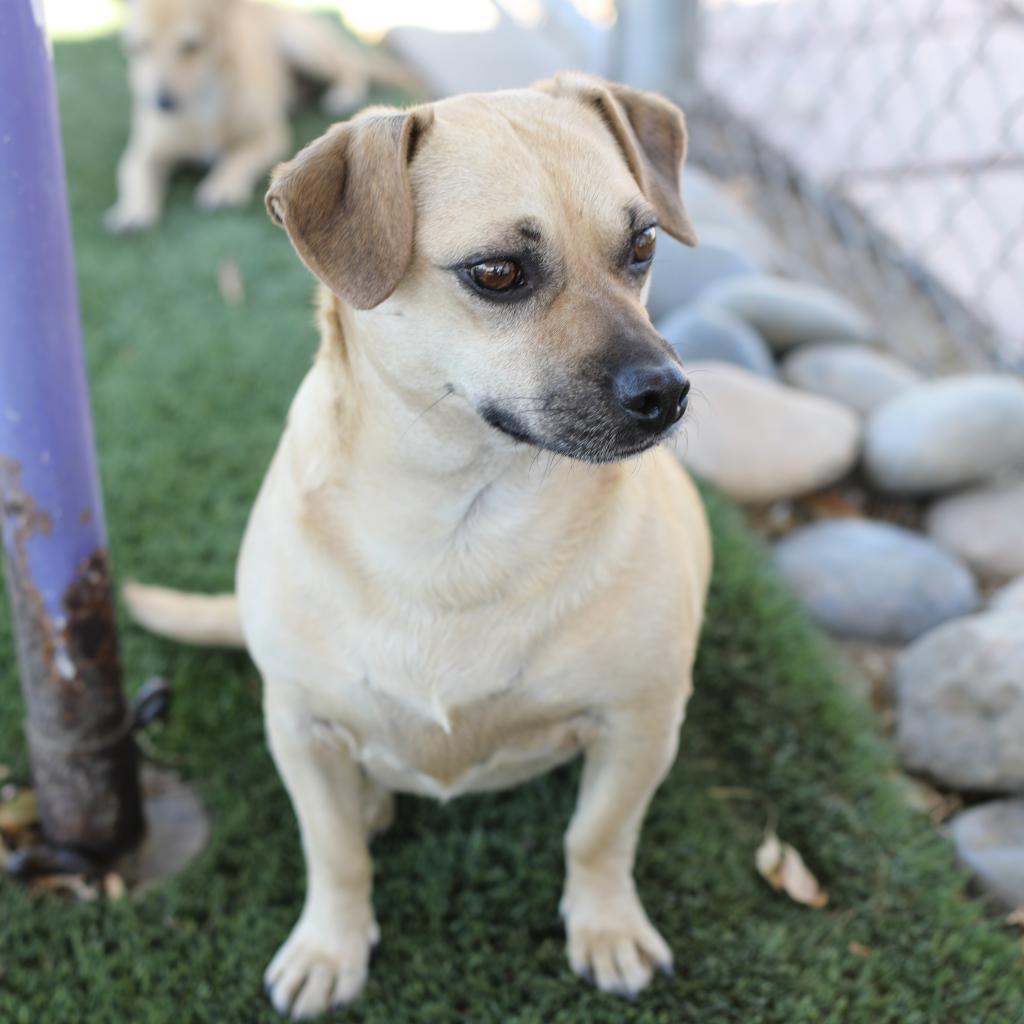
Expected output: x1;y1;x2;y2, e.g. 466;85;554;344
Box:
284;293;633;607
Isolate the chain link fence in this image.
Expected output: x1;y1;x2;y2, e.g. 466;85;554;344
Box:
679;0;1024;372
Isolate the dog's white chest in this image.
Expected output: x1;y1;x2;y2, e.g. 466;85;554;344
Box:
324;618;598;798
314;703;597;801
244;567;599;800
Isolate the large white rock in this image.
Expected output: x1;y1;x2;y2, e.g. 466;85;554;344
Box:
658;305;777;379
925;480;1024;579
385;16;566;95
675;361;861;504
894;610;1024;791
782;343;920;415
699;275;875;351
774;520;979;643
683;169;790;272
991;575;1024;612
685;167;755;233
694;223;790;276
864;375;1024;495
950;800;1024;910
646;235;756;321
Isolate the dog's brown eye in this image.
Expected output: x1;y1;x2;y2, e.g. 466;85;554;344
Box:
631;226;656;265
470;260;522;292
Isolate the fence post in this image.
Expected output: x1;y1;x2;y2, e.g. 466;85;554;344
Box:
0;0;144;859
614;0;701;102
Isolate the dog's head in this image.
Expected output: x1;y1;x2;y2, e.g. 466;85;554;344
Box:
267;74;699;463
120;0;233;115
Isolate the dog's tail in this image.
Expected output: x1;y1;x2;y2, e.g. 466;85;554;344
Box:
122;581;246;649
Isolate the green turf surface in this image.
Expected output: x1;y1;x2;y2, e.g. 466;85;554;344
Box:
1;34;1023;1024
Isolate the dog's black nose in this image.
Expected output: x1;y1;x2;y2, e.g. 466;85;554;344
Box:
155;89;179;112
614;362;690;433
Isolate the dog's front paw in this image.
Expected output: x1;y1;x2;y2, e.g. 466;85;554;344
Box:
322;83;368;117
264;911;379;1019
561;884;672;997
195;171;253;211
103;202;159;234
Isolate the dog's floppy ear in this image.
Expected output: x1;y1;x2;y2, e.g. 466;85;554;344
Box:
535;73;697;247
266;107;433;309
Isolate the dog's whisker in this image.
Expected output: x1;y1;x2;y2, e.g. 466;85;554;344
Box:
400;387;455;438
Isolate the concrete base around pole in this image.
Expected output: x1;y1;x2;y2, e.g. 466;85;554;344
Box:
114;765;210;893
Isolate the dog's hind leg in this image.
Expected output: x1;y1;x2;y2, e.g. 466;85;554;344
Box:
196;123;289;211
274;12;371;115
263;686;378;1019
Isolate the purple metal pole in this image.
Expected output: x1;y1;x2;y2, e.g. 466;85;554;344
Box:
0;1;144;857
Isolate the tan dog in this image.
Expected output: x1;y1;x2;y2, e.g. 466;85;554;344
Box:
125;73;712;1019
106;0;416;232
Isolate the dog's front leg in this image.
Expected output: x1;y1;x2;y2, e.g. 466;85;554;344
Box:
561;703;684;996
196;125;289;212
104;141;169;233
263;687;378;1020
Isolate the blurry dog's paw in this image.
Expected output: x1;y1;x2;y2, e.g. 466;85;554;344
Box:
196;171;253;211
322;82;368;117
103;202;158;234
264;910;378;1019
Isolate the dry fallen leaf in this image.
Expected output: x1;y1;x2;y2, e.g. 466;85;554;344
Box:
803;489;863;521
893;772;962;825
848;941;872;958
217;259;246;306
33;873;99;902
755;828;828;909
755;830;783;879
0;789;38;832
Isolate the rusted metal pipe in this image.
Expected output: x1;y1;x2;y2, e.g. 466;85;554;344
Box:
0;1;144;859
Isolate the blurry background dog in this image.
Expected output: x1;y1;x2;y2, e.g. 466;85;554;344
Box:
106;0;418;232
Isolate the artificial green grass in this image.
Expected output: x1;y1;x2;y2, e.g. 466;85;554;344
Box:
1;34;1023;1024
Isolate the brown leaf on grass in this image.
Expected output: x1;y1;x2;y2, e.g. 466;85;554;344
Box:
755;829;828;909
32;873;99;902
891;770;962;824
803;489;863;521
217;259;245;306
0;789;38;832
848;941;872;958
755;830;783;879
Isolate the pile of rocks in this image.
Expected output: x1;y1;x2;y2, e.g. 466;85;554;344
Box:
661;169;1024;911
